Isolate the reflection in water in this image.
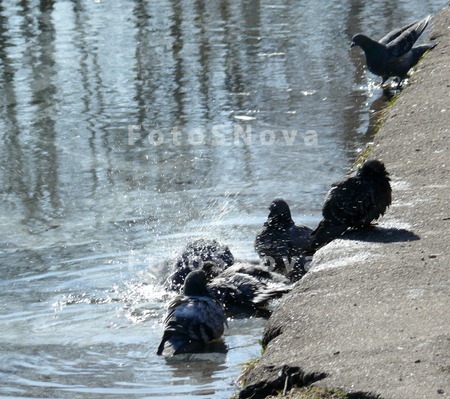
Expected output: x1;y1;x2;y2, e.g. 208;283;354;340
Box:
164;351;228;388
0;0;445;397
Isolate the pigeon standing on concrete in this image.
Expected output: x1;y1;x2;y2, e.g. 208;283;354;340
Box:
311;159;392;249
157;270;227;355
255;198;313;279
351;15;436;85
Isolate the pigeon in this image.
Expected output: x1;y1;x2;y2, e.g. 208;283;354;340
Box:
254;198;313;280
218;261;290;284
167;239;234;291
351;15;436;85
311;159;392;249
207;262;291;317
157;270;227;356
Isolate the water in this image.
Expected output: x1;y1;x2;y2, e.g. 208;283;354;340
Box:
0;0;444;397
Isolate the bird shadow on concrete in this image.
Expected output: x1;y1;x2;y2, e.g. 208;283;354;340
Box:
340;226;420;244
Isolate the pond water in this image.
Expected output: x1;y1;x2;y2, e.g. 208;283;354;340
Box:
0;0;444;398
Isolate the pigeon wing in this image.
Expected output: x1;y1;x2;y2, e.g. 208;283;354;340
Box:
163;295;188;324
387;15;431;58
161;296;225;351
289;224;313;255
379;20;417;45
255;224;290;257
186;298;225;342
157;296;191;355
360;177;392;225
323;178;373;226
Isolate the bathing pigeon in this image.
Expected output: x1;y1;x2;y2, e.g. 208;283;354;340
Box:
157;270;227;355
167;239;234;291
351;15;436;85
254;198;313;279
311;159;392;249
207;262;291;317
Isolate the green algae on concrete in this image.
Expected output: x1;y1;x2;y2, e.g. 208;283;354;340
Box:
266;386;360;399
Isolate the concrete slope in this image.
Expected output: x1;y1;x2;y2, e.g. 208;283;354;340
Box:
239;6;450;399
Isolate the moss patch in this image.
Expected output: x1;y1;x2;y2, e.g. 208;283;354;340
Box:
266;386;351;398
238;357;260;388
352;143;373;169
353;87;403;169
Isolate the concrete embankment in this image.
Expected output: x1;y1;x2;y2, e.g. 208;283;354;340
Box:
238;6;450;399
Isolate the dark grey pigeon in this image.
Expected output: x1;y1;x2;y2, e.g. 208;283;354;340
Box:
207;262;291;317
254;198;313;280
311;159;392;249
167;239;234;292
157;270;227;356
351;15;436;85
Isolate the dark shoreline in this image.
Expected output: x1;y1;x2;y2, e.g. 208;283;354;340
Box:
237;5;450;399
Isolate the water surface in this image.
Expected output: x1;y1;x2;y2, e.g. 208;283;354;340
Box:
0;0;444;397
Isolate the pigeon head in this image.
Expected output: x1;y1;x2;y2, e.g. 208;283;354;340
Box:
268;198;292;221
350;34;384;56
358;159;389;179
351;34;372;49
183;270;209;296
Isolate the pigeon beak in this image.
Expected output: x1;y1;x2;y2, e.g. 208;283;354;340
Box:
350;41;355;49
